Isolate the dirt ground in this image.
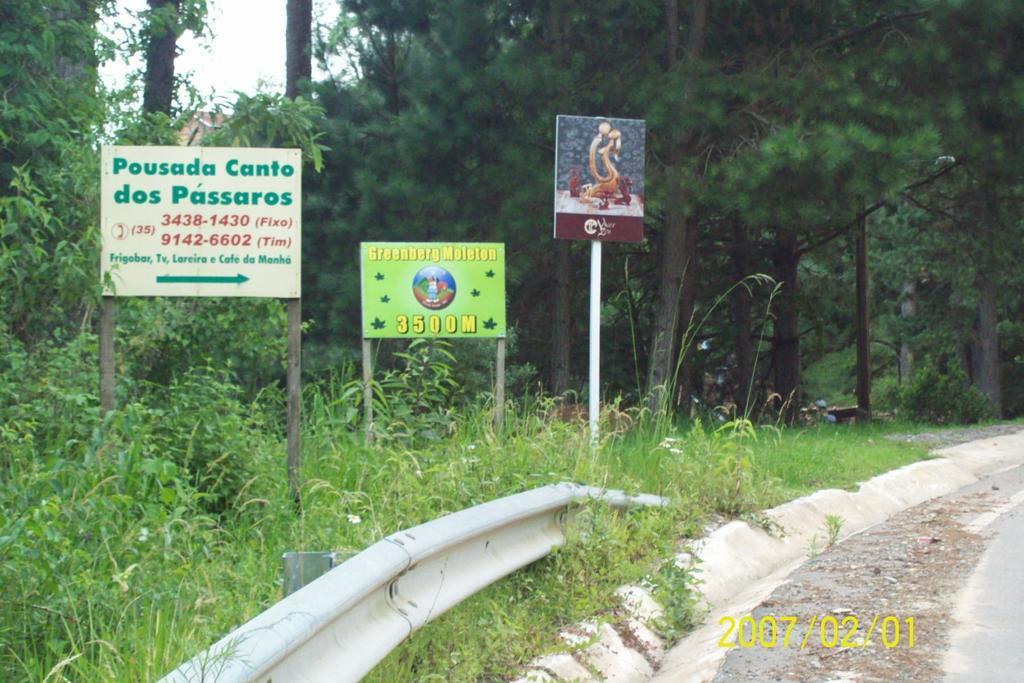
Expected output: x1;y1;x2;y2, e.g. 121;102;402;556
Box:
885;423;1023;448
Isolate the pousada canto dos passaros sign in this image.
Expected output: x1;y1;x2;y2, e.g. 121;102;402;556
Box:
100;146;301;298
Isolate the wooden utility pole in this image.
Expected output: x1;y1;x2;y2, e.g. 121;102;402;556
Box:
855;213;871;421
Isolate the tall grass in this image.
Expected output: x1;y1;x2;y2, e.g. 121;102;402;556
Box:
1;342;936;681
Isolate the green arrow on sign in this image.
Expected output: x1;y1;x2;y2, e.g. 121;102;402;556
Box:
156;273;250;285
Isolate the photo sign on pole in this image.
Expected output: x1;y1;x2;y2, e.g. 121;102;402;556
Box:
553;116;646;442
100;146;301;298
553;115;646;243
359;242;507;439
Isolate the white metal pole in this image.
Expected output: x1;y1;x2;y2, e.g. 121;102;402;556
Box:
589;240;601;445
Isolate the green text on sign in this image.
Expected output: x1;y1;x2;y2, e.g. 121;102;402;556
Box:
360;242;506;338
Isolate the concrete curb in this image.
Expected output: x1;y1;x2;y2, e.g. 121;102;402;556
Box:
514;430;1024;683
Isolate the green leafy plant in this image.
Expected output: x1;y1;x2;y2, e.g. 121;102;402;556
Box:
651;557;705;640
824;514;844;547
143;366;264;514
898;358;995;424
740;511;786;539
374;339;461;441
116;297;288;399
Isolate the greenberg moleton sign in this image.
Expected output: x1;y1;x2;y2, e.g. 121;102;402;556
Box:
553;115;646;243
100;146;301;298
360;242;506;338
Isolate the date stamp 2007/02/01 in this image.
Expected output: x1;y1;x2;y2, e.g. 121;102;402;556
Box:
719;614;916;650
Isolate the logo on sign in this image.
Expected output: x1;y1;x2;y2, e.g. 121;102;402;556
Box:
412;266;456;310
584;218;615;237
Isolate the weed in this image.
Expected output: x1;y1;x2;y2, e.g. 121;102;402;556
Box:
824;514;845;547
740;511;786;539
651;557;706;641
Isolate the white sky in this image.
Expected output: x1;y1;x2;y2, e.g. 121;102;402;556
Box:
101;0;339;105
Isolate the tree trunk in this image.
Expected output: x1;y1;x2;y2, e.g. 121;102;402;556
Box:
545;0;571;398
674;0;707;410
646;190;693;412
664;0;680;64
673;214;700;408
49;0;98;83
971;270;1001;415
970;186;1002;415
646;0;707;414
142;0;179;115
731;221;754;416
855;213;871;420
772;229;801;419
550;240;572;396
286;0;313;98
899;281;916;384
686;0;708;59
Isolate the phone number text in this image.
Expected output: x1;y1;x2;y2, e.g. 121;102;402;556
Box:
160;233;292;249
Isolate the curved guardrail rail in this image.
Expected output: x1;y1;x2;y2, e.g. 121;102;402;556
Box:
159;482;666;683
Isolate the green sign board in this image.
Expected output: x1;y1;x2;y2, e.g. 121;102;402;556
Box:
360;242;506;338
100;146;301;298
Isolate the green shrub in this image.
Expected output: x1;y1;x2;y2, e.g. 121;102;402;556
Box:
898;360;995;424
0;330;103;473
375;339;462;441
142;366;265;514
652;557;705;640
0;369;218;681
117;297;288;401
803;347;856;407
872;374;902;413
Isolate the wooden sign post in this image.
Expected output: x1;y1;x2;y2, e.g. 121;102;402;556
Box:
100;296;116;415
495;337;506;430
362;339;374;444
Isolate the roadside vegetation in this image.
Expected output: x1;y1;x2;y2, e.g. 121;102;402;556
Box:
2;334;946;681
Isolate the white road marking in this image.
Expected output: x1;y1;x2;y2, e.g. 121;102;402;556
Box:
965;488;1024;533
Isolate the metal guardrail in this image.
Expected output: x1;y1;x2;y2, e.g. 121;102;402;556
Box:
159;482;666;683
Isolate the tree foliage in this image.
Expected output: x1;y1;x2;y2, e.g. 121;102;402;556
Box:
294;0;1024;419
2;0;1023;415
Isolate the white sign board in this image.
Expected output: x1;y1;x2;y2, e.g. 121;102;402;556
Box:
101;146;301;298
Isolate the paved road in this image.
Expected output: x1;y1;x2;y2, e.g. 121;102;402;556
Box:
944;467;1024;682
706;463;1024;683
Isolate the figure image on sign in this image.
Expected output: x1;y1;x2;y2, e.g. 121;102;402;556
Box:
581;121;622;207
413;266;456;310
554;115;645;243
